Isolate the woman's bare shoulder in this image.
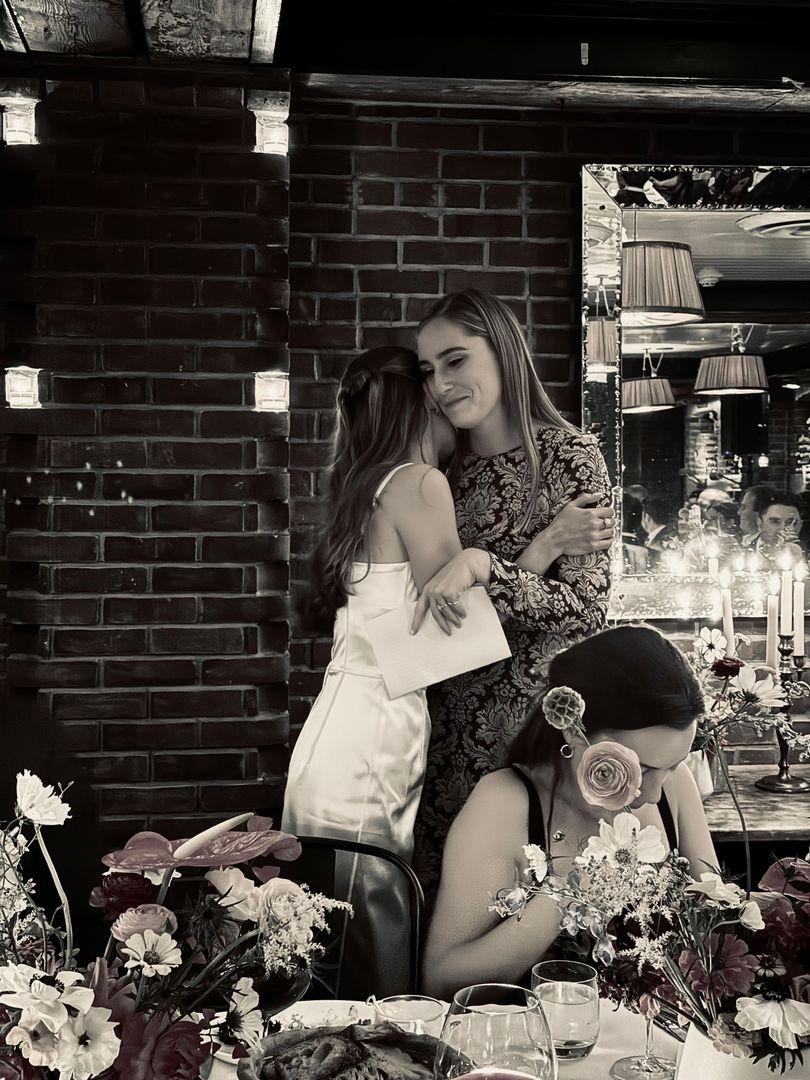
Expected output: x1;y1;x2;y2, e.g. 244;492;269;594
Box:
460;769;530;828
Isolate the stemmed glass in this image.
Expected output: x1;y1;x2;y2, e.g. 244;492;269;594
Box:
433;983;557;1080
609;1016;676;1080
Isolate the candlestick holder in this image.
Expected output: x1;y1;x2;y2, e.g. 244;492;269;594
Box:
755;637;810;793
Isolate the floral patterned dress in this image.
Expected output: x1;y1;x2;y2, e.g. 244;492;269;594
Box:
412;426;612;903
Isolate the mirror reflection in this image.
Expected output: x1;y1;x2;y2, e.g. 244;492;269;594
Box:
582;166;810;618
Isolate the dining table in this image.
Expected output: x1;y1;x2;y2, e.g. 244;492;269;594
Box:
271;996;685;1079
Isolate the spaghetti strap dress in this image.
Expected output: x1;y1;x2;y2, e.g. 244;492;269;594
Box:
281;462;429;998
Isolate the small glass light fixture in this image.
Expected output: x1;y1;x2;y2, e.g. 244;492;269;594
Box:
254;370;289;412
758;453;770;468
0;96;38;145
621;240;705;327
5;365;42;408
622;349;676;413
784;381;801;390
585;317;619;379
247;90;290;155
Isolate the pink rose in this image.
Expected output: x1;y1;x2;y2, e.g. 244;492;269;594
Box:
576;741;642;811
257;877;306;919
111;903;178;943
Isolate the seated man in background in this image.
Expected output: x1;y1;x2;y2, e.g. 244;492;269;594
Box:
641;496;679;569
750;491;804;567
739;484;779;548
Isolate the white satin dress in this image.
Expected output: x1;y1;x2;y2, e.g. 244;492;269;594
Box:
281;463;429;997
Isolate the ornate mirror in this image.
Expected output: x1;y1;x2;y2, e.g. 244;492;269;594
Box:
582;164;810;620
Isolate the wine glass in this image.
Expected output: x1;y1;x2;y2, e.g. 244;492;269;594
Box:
433;982;557;1080
368;994;446;1035
609;1016;676;1080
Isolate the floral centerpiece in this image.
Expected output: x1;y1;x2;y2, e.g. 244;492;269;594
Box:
492;686;810;1074
0;772;350;1079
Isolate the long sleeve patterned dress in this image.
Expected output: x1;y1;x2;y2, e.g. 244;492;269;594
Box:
412;425;612;903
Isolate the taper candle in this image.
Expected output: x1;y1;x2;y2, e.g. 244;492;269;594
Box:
794;565;806;656
765;591;779;670
779;552;794;637
719;567;734;655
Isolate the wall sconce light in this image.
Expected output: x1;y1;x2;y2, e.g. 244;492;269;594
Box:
5;366;43;408
247;90;290;155
254;371;289;411
0;96;38;145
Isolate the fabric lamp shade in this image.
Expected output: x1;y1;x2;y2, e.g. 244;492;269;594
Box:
693;354;768;395
621;241;705;327
622;376;677;413
586;317;619;374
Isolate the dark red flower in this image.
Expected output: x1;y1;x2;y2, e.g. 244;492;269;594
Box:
143;1020;208;1080
678;933;758;998
89;872;158;921
0;1056;41;1080
711;656;744;678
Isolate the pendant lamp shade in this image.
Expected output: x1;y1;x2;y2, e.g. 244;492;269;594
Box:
622;377;676;413
693;354;768;396
621;241;705;327
586;317;619;374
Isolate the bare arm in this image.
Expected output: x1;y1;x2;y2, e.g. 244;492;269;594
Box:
665;762;719;877
388;466;464;591
423;772;562;1000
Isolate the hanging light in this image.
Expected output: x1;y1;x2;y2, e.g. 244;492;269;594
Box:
622;349;676;413
621;241;705;327
586;317;619;377
693;326;768;396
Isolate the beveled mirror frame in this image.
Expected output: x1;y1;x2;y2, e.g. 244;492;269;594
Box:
581;164;810;621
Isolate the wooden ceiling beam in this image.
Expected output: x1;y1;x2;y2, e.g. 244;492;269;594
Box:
249;0;280;63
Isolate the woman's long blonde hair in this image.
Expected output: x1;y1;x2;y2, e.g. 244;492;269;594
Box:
419;289;575;530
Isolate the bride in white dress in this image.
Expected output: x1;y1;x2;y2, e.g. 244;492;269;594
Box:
282;345;465;997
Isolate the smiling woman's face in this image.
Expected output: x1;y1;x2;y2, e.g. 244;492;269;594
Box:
592;721;697;809
417;316;503;430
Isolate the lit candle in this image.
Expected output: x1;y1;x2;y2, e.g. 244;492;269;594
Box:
733;553;746;574
779;552;793;637
706;541;719;580
747;552;760;574
719;567;734;656
677;589;690;618
794;564;806;657
766;585;779;671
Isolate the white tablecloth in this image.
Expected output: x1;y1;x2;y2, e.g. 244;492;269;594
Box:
274;998;683;1079
563;1003;681;1080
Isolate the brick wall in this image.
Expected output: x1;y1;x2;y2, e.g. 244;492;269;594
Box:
0;63;291;871
287;93;810;764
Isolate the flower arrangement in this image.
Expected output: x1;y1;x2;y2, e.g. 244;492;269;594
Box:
491;682;810;1073
0;772;350;1079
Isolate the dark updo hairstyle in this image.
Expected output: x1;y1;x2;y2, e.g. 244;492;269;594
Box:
304;346;427;630
507;624;704;769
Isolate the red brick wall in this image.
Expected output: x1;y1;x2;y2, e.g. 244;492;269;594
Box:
287;93;810;763
1;63;291;860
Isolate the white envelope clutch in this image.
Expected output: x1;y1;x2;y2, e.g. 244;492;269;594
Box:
365;585;512;700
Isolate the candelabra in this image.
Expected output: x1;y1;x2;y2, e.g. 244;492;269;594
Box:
755;633;810;793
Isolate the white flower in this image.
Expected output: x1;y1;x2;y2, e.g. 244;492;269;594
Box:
15;771;70;827
61;1006;120;1080
208;977;264;1051
730;667;787;710
576;813;667;867
694;627;728;663
739;900;765;930
735;995;810;1050
206;867;261;922
0;967;94;1031
685;872;745;907
122;929;182;978
522;844;548;885
6;1015;61;1068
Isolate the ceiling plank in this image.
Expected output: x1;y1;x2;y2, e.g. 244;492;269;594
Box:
139;0;252;59
298;72;810;113
9;0;132;53
249;0;279;62
0;0;28;51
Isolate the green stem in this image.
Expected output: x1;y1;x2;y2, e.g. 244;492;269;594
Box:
155;866;175;907
716;748;751;898
662;955;714;1029
184;928;260;992
6;839;50;969
34;825;73;968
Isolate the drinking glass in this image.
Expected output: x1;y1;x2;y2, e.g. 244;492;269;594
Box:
368;994;446;1035
433;982;557;1080
531;960;599;1061
609;1017;676;1080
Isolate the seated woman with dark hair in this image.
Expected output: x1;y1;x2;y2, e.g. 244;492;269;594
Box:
422;624;717;1000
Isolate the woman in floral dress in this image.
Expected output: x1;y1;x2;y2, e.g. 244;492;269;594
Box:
411;290;613;903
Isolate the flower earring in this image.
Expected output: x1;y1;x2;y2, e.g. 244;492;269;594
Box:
542;686;587;757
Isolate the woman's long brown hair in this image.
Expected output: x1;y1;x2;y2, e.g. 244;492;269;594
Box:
418;289;575;531
306;346;428;629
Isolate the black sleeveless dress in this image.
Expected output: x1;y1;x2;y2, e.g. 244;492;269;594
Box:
508;765;679;982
